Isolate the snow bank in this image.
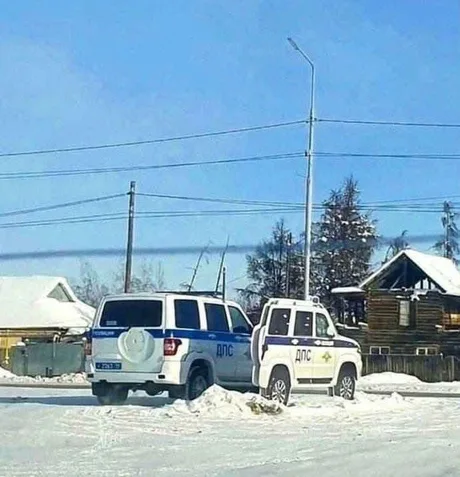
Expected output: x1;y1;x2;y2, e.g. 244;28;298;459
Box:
165;385;283;418
0;366;15;378
359;372;422;386
289;391;410;417
0;372;88;385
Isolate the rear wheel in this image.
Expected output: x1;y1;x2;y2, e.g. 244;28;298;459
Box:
265;367;291;405
334;368;356;400
185;367;211;401
96;385;129;405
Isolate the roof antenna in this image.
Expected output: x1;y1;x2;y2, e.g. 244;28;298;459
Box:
215;236;229;296
187;243;210;292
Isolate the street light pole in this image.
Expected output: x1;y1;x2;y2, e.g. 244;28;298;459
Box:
287;37;315;300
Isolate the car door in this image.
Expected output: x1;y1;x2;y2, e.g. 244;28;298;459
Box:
227;304;253;383
290;309;315;385
311;312;336;382
203;302;234;382
259;307;293;380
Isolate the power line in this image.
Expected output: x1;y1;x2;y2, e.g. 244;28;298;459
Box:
0;152;304;180
0;194;125;219
316;151;460;161
0;202;452;230
0;235;445;261
0;120;306;159
317;118;460;128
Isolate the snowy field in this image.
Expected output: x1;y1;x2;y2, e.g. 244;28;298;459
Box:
0;385;460;477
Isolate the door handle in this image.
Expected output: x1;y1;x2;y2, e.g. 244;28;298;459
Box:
235;335;243;341
291;339;299;345
208;333;216;339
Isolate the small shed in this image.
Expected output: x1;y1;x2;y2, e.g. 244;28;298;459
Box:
0;276;95;365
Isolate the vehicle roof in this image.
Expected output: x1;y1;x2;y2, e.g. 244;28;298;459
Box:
102;292;241;306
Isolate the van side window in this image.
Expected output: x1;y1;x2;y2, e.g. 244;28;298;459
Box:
315;313;329;338
268;308;291;336
228;306;252;334
174;299;200;330
205;303;229;332
294;311;313;337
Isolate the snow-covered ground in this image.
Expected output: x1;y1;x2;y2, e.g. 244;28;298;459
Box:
0;385;459;476
358;372;460;394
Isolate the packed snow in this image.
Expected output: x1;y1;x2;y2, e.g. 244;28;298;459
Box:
0;366;15;378
0;275;94;330
0;371;88;386
359;371;422;385
0;385;459;476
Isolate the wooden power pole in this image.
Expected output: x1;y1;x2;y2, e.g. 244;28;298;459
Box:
124;181;136;293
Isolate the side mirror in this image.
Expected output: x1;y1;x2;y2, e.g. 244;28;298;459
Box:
326;325;335;338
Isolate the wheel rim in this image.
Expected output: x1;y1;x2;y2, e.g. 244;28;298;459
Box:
340;376;354;399
271;379;287;403
190;375;208;399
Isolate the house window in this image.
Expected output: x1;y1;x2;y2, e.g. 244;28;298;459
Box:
399;300;410;327
416;347;438;356
370;346;390;355
47;284;73;303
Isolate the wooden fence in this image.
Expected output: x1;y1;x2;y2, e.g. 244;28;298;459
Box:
362;354;460;382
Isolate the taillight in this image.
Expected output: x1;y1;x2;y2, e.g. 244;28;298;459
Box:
84;339;92;356
163;338;182;356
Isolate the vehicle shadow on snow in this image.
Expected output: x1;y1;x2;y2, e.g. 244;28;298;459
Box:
0;393;174;408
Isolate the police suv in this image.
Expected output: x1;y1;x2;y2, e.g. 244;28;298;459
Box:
251;297;362;405
86;293;254;405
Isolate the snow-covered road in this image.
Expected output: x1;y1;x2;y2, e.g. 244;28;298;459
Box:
0;386;459;477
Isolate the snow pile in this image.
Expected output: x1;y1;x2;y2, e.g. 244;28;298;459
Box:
359;372;422;386
0;372;88;385
0;366;15;378
167;386;283;418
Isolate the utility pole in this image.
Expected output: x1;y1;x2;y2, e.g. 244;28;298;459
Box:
222;266;227;301
288;37;315;300
442;201;453;260
124;181;136;293
286;232;292;298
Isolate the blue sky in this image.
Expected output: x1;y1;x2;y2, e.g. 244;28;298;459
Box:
0;1;459;293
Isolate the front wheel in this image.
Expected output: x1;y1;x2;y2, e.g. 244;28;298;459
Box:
264;367;291;405
334;370;356;400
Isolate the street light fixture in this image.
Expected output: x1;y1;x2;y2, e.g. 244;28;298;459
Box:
287;37;316;300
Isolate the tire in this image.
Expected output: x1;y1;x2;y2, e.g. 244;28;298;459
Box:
96;386;129;405
334;368;356;400
185;367;210;401
265;367;291;406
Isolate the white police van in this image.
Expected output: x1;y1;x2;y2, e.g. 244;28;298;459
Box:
86;292;254;405
251;297;362;405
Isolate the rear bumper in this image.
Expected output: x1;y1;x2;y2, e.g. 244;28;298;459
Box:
88;360;183;386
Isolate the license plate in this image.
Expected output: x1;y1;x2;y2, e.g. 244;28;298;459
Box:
95;362;122;370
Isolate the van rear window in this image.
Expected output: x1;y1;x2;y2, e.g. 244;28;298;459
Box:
99;300;163;328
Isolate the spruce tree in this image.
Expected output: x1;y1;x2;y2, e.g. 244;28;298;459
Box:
312;176;377;307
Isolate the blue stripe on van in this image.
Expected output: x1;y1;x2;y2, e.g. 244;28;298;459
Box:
91;328;251;343
265;336;357;348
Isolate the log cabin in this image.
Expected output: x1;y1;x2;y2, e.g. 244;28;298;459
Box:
332;249;460;357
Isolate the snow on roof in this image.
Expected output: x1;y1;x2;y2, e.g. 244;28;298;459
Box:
0;276;95;331
361;249;460;296
331;286;365;295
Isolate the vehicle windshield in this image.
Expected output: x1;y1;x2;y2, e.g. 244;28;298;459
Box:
99;300;163;328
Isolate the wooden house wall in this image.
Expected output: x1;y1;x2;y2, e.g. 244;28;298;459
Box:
366;290;444;354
